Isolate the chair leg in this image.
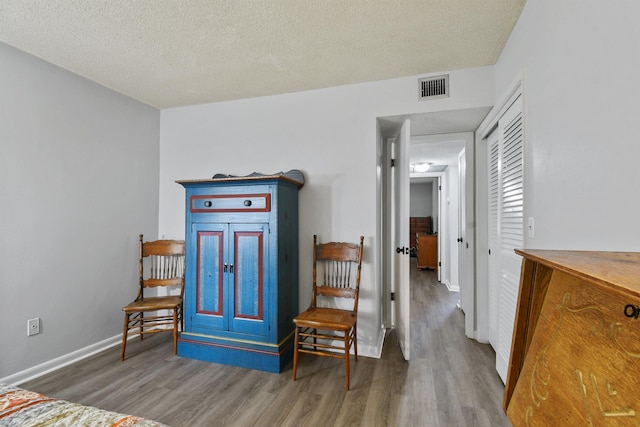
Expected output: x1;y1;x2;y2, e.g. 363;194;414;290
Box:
121;313;129;361
353;324;358;363
140;312;144;341
344;332;351;391
173;308;179;355
292;326;299;381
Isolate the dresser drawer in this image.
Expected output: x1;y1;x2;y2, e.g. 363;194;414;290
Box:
190;193;271;213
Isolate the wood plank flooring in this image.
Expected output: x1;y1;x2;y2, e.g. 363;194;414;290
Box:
22;263;511;426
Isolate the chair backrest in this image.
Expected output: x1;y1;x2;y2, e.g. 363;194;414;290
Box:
139;234;185;298
312;235;364;313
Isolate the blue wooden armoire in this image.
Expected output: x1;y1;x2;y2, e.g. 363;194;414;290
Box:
176;172;303;373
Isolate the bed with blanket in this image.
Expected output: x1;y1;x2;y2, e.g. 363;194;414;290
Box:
0;384;168;427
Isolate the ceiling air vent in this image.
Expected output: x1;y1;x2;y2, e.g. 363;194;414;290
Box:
418;75;449;100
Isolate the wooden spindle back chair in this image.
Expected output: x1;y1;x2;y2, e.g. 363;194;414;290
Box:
121;234;185;360
292;235;364;390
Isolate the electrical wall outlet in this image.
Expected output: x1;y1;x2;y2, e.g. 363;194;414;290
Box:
527;217;535;238
27;318;40;336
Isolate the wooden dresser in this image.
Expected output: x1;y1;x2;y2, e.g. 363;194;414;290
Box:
410;216;431;245
416;233;437;270
504;250;640;426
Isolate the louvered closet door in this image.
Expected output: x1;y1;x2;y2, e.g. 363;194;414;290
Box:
488;131;500;352
489;94;524;383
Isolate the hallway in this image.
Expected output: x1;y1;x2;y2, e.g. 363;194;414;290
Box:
401;262;510;425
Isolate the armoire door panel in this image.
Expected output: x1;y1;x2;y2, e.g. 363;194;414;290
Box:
189;223;226;332
196;230;224;316
233;231;264;319
230;224;268;336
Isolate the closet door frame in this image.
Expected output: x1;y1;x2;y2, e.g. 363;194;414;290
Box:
477;76;525;383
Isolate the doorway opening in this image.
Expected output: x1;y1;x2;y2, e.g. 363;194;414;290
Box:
376;107;491;360
409;133;468;292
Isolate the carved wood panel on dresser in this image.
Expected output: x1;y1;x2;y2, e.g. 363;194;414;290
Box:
504;250;640;426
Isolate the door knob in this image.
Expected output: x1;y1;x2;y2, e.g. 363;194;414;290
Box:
396;247;408;255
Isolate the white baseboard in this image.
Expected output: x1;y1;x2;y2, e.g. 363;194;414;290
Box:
1;334;122;386
443;279;460;292
359;324;386;359
312;327;384;359
2;325;384;385
474;334;490;344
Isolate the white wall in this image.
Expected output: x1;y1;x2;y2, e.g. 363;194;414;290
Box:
444;165;460;290
0;43;160;381
159;67;495;357
495;0;640;251
431;178;439;233
410;181;433;217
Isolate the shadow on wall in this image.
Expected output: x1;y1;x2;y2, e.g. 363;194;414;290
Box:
297;173;337;308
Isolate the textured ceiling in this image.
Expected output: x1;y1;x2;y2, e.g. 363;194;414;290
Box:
0;1;526;109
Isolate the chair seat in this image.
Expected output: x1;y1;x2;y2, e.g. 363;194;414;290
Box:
122;296;182;313
294;307;356;331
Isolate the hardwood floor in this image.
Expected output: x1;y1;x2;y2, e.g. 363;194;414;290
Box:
22;264;511;426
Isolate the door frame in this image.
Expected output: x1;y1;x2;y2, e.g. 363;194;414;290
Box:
392;119;411;360
377;113;483;345
410;171;446;284
475;75;524;348
379;131;394;331
379;123;411;358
